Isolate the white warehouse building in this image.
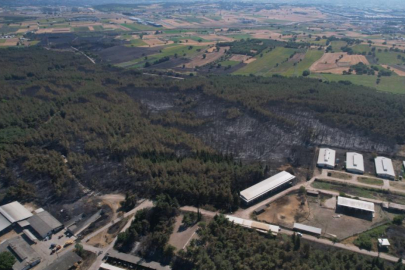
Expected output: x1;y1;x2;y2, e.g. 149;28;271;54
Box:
240;171;295;205
375;157;395;180
317;148;336;169
346;152;364;174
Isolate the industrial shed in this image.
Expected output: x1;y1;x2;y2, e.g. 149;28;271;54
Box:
346;152;364;174
28;210;63;239
317;148;336;169
43;251;82;270
0;236;41;270
0;201;33;223
293;223;322;237
375;157;395;179
225;215;280;235
240;171;295;205
0;213;11;233
337;196;374;214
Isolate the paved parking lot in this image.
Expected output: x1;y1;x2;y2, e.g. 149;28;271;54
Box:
22;228;77;270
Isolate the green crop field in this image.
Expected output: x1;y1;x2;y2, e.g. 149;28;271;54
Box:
73;27;90;32
351;44;373;54
234;47;297;76
290;49;323;76
330;40;347;52
117;45;206;68
219;60;240;67
226;34;252;40
205;15;222;21
180;16;205;24
93;25;104;31
128;39;147;47
170;36;208;43
122;23;164;31
0;39;5;44
310;73;405;94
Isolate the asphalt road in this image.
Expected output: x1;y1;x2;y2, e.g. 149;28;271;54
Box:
83;200;154;270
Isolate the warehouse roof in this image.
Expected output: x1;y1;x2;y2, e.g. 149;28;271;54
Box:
0;236;41;270
240;171;295;203
0;213;11;232
317;148;336;167
0;201;33;223
294;223;322;235
43;251;82;270
337;196;375;212
375;157;395;178
28;210;63;238
346;152;364;173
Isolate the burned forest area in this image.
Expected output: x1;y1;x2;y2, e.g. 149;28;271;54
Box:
0;47;404;210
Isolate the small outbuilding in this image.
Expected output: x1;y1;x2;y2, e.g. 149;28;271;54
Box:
375;157;395;179
293;223;322;237
317;148;336;169
378;238;390;247
346;152;364;174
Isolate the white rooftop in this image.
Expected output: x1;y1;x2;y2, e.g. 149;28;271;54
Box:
337;196;375;212
346;152;364;173
0;213;11;232
317;148;336;167
375;157;395;178
378;238;390;246
225;215;280;234
0;201;33;223
293;223;322;235
240;171;295;203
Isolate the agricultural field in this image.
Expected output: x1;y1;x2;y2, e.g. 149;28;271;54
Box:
234;47;297;76
310;73;405;94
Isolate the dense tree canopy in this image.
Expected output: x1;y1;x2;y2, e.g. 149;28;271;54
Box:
175;215;405;270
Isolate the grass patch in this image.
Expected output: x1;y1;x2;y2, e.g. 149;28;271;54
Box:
309;73;405;94
73;27;90;32
227;34;252;40
357;177;384;186
330;41;347;52
129;39;147;47
121;23;163;31
234;47;297;76
180;16;205;24
390;182;405;191
353;224;390;250
93;25;104;31
311;179;405;204
291;49;323;76
170;36;208;43
219;60;240;67
328;171;352;180
117;45;205;68
0;39;5;44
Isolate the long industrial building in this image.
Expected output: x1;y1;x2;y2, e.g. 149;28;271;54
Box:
337;196;375;214
346;152;364;174
240;171;295;205
27;209;63;239
226;215;280;235
293;223;322;237
375;157;395;179
317;148;336;169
